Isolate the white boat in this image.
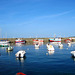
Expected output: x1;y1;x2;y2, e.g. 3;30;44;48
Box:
0;43;9;47
0;40;10;44
47;45;54;51
35;43;39;48
67;42;71;46
15;38;26;44
71;51;75;57
15;50;26;58
6;46;13;51
58;44;63;48
49;38;61;42
46;43;50;49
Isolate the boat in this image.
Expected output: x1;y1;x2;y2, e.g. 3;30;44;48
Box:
15;38;26;44
58;43;63;48
64;38;71;43
16;72;26;75
0;43;9;47
0;40;10;44
0;40;10;47
67;42;71;46
15;50;26;58
47;45;54;51
49;38;61;42
71;51;75;57
46;43;50;49
33;39;44;42
35;43;39;48
6;46;13;51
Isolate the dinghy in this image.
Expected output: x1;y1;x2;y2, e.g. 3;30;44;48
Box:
15;50;26;58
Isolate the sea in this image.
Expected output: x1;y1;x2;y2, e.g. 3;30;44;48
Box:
0;42;75;75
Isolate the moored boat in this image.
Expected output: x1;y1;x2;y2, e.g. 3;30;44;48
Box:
0;43;9;47
6;46;13;51
47;45;55;51
58;43;63;48
15;50;26;58
35;43;39;48
49;38;61;42
16;72;26;75
15;38;26;44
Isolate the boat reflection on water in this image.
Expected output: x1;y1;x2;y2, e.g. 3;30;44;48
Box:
50;42;61;46
15;43;24;46
16;56;26;63
6;50;13;56
48;50;55;55
33;42;43;46
71;56;75;61
35;47;39;50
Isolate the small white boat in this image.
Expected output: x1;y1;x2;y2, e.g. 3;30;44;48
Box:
67;42;71;46
47;45;54;51
6;46;13;51
15;50;26;58
58;44;63;48
71;51;75;57
35;43;39;48
46;43;50;49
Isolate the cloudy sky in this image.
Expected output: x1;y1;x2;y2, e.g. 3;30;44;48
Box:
0;0;75;38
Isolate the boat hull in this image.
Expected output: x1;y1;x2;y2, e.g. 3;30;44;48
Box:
49;38;61;42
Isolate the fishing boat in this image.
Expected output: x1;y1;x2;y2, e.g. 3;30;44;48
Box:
71;51;75;57
15;50;26;58
49;38;61;42
64;38;72;43
6;46;13;51
67;42;71;46
15;38;26;44
33;39;44;42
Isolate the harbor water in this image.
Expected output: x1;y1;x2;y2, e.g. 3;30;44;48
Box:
0;42;75;75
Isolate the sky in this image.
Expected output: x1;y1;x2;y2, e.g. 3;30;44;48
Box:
0;0;75;38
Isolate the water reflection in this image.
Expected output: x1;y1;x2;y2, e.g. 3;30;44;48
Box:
33;42;43;46
71;56;75;61
50;42;61;46
15;43;24;46
48;50;55;55
59;46;63;49
6;50;13;56
16;56;26;63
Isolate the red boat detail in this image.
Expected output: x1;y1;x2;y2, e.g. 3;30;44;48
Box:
16;72;26;75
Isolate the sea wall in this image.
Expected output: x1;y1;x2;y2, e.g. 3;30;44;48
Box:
0;37;74;43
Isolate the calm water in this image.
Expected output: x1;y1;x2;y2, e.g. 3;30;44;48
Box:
0;42;75;75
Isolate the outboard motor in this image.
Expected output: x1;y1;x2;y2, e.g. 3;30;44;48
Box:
19;53;21;58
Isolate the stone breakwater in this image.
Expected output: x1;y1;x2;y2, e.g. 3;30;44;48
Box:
0;38;74;43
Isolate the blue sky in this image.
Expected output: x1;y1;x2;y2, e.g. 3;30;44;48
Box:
0;0;75;38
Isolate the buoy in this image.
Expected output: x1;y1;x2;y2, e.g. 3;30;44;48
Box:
16;72;26;75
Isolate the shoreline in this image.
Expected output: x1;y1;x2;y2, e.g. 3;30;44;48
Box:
0;37;75;43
